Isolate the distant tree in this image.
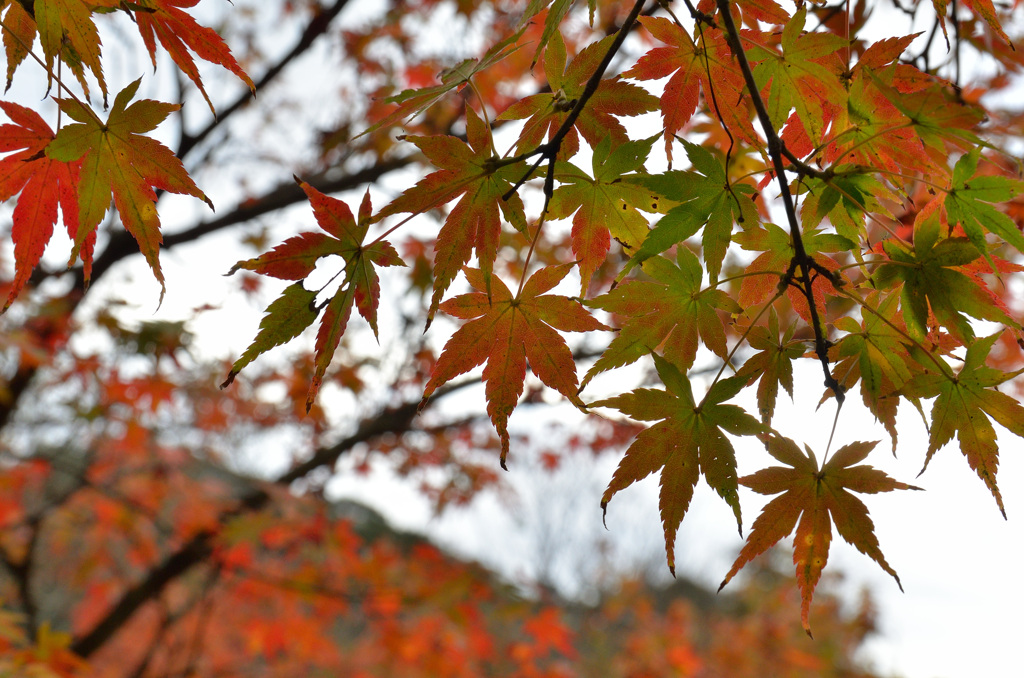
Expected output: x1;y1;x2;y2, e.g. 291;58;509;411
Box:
1;0;1023;668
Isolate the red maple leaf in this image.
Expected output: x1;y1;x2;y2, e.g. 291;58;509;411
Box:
0;102;85;311
422;264;607;467
132;0;255;112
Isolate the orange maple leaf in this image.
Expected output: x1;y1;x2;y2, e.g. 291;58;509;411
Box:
623;17;754;161
422;264;607;467
719;437;919;636
377;107;528;320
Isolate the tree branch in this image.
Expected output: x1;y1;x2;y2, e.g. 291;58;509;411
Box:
713;0;844;403
503;0;651;200
177;0;354;160
69;379;475;658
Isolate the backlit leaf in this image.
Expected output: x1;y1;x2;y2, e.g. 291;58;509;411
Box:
594;355;766;574
47;79;212;298
130;0;255;114
423;264;607;467
378;107;527;320
720;437;919;635
583;249;741;388
0;102;82;311
902;333;1024;518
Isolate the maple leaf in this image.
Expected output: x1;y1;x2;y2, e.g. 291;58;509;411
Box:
704;0;790;25
422;264;607;467
0;102;84;312
873;204;1016;344
736;307;805;426
827;70;937;178
931;0;1011;46
720;437;919;636
497;30;657;159
902;333;1024;518
46;78;212;297
735;221;851;320
519;0;597;64
830;292;913;451
34;0;112;102
547;135;659;294
225;182;404;409
129;0;255;113
583;249;741;388
747;7;847;144
623;17;755;162
944;149;1024;267
798;171;898;245
853;72;983;174
376;107;527;320
593;355;766;574
1;1;35;91
628;140;759;283
221;281;318;389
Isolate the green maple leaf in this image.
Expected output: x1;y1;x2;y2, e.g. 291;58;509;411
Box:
594;354;765;575
903;333;1024;518
497;30;657;159
830;292;913;451
422;264;608;467
874;208;1015;344
547;135;659;294
799;170;898;245
720;437;919;636
944;148;1024;267
47;79;212;298
221;281;318;389
748;6;847;143
224;182;404;409
377;107;527;320
628;140;759;283
583;249;741;388
736;307;805;426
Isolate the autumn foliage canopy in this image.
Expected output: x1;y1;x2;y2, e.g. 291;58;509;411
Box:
2;0;1024;672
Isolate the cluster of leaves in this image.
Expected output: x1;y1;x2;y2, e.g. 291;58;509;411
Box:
2;0;1024;646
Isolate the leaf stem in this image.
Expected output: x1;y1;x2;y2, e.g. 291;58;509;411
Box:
702;289;786;407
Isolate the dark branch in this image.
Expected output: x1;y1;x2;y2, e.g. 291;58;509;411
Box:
503;0;651;200
69;379;475;658
177;0;354;160
713;0;844;403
